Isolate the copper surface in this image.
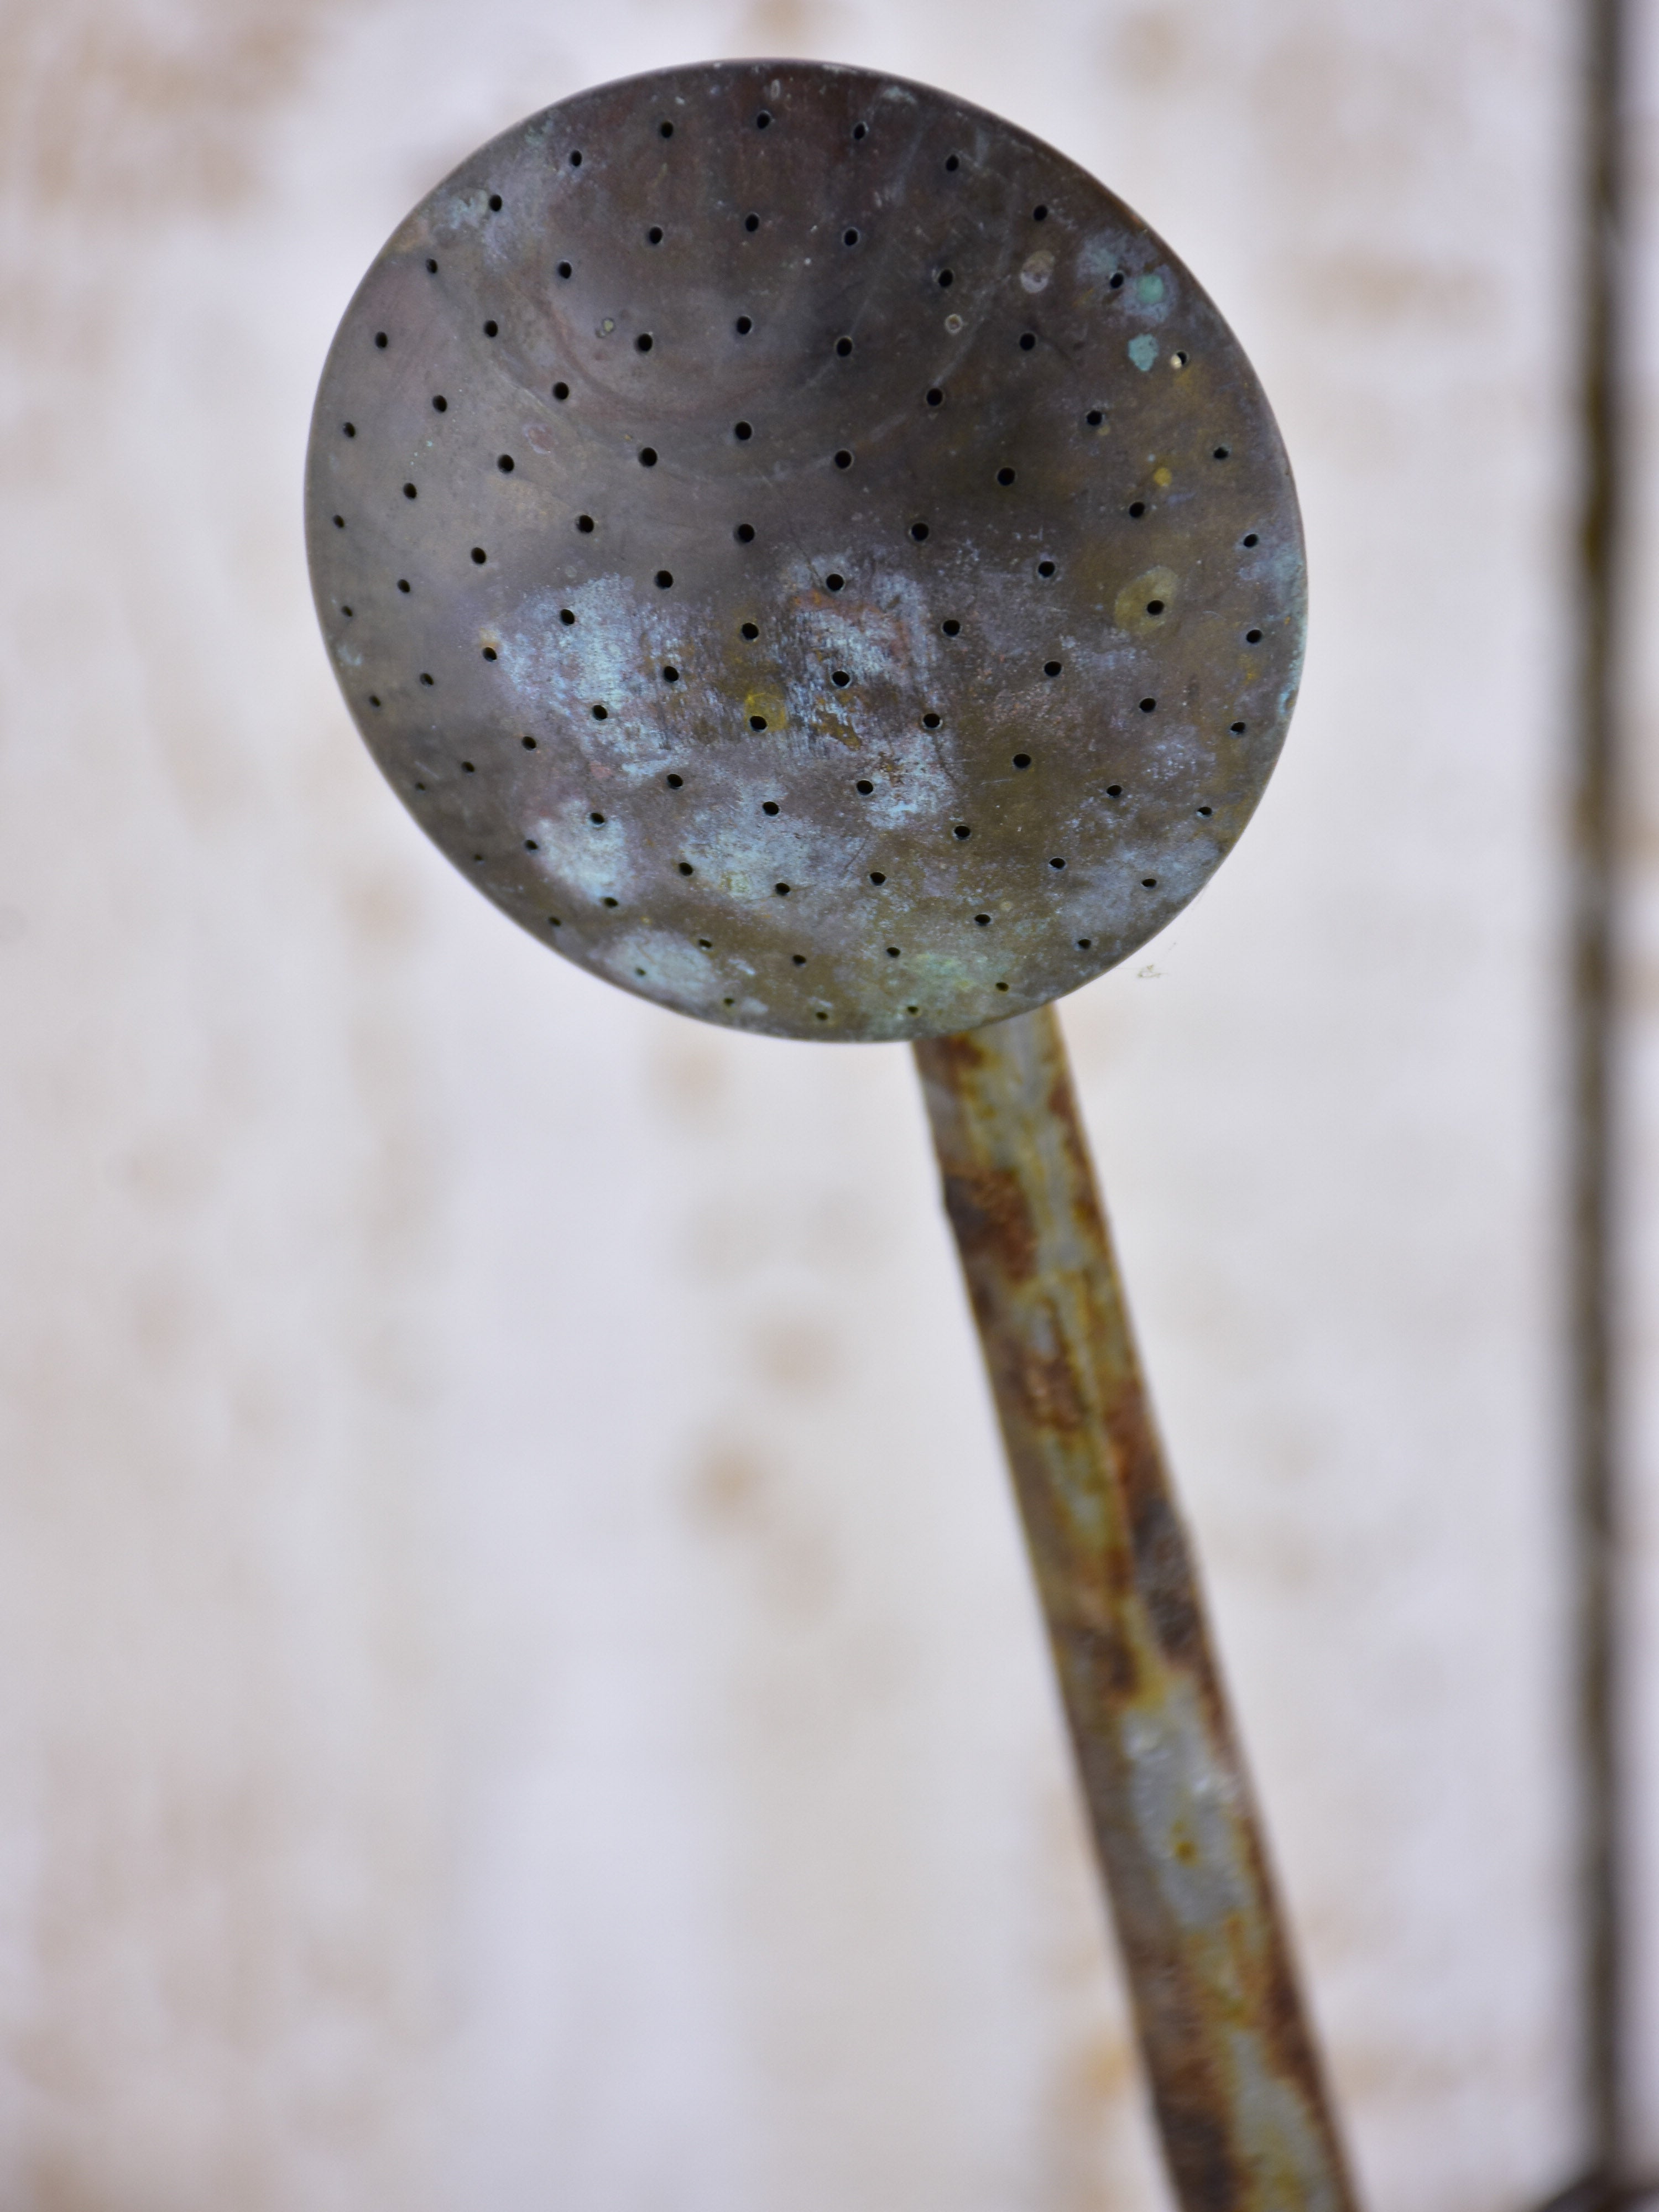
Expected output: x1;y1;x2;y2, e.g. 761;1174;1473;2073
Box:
305;60;1303;1042
915;1006;1357;2212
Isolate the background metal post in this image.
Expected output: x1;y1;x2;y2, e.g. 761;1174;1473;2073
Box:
915;1005;1357;2212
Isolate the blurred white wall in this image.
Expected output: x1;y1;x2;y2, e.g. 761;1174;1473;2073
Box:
0;1;1606;2206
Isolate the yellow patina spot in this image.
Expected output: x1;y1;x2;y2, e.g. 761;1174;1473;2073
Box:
1113;566;1179;634
1153;465;1172;487
744;688;786;729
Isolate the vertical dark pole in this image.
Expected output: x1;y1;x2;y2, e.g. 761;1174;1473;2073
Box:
1573;0;1626;2189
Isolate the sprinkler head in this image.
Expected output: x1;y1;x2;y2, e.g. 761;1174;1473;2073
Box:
306;61;1303;1041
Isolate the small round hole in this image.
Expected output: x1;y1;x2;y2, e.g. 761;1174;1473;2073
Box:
1242;532;1259;547
836;336;853;357
1139;697;1156;712
488;192;503;211
942;618;961;636
560;607;575;624
1033;202;1049;221
639;446;658;466
906;1003;919;1014
723;997;734;1006
483;319;498;336
656;570;674;589
1146;599;1165;615
1171;349;1188;369
522;735;537;749
834;448;853;469
1197;805;1213;817
1044;660;1062;677
635;333;654;353
831;669;851;688
425;259;437;274
1018;332;1036;352
1213;446;1231;460
662;665;679;683
666;773;684;787
553;382;570;400
926;387;944;407
870;872;886;885
775;882;791;896
368;695;381;707
843;227;860;246
1109;272;1125;290
1142;877;1158;888
332;514;345;529
461;760;474;773
591;708;608;724
792;954;807;967
755;109;772;128
1245;627;1262;643
734;420;753;441
973;914;990;927
910;522;930;542
497;454;514;473
945;153;960;171
1230;721;1247;734
482;647;497;661
1076;937;1092;950
936;268;953;289
750;715;767;731
887;946;901;958
646;226;663;244
1086;409;1104;427
997;466;1016;486
922;712;942;729
740;622;759;640
826;572;844;592
734;522;755;542
342;422;356;437
403;482;418;499
1048;857;1066;870
855;779;874;795
1128;500;1146;518
1013;754;1031;770
952;823;971;840
734;316;755;340
341;606;353;618
471;546;487;564
1105;783;1122;796
557;263;572;280
590;810;606;823
569;150;583;166
678;861;694;875
744;212;760;232
853;122;868;141
1037;559;1056;578
397;578;410;592
374;332;388;349
761;800;779;815
660;120;674;138
996;982;1010;993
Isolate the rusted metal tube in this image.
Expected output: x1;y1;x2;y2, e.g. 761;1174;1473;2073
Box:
914;1005;1357;2212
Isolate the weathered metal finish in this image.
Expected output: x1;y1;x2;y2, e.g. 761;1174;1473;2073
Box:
914;1005;1356;2212
305;60;1304;1042
306;61;1344;2208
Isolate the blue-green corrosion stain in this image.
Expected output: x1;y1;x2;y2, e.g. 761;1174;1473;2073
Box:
1128;333;1159;372
1136;273;1165;305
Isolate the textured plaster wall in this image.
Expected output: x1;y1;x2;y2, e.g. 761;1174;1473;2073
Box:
0;1;1596;2207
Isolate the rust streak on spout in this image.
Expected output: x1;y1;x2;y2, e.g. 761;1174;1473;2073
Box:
914;1004;1357;2212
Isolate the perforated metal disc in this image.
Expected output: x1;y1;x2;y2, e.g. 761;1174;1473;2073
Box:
306;60;1304;1042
